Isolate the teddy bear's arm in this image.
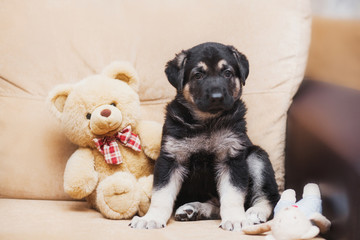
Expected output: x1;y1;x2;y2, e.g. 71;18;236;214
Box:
137;120;163;160
63;148;98;199
310;212;331;233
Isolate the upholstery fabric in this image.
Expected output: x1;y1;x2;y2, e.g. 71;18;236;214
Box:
0;198;325;240
0;0;311;200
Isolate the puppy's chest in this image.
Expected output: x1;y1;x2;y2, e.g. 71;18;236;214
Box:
163;128;244;163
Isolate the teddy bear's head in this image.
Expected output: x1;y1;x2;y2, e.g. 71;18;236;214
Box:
48;62;141;147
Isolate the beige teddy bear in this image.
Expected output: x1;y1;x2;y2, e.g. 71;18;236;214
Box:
48;61;162;219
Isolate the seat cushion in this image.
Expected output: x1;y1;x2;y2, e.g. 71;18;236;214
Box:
0;0;311;199
0;198;271;240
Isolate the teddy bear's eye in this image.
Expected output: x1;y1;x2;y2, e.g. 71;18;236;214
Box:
110;102;116;107
86;113;91;120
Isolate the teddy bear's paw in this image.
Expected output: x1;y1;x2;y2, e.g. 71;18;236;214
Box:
136;120;162;160
64;174;98;199
143;147;160;161
130;215;166;229
96;173;140;219
104;185;138;212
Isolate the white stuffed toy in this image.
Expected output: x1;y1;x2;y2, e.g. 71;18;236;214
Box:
243;183;331;240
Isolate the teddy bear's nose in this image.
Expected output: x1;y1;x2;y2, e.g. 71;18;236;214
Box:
100;109;111;118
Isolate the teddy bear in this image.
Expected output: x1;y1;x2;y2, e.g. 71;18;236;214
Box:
242;183;331;240
47;61;163;220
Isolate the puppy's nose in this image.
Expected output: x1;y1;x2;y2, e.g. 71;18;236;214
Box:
100;109;111;117
210;91;224;104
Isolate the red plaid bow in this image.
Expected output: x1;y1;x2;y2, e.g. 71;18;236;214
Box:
93;125;141;165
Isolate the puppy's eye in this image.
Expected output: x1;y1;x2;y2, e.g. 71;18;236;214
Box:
223;70;233;79
110;102;116;107
194;72;203;80
86;113;91;120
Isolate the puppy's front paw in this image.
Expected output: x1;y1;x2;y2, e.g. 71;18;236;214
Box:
129;216;166;229
219;216;247;232
220;220;246;232
175;204;198;221
245;206;270;225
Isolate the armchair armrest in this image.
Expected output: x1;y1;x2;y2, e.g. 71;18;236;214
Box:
285;79;360;240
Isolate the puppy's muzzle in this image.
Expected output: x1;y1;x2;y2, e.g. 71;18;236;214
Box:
200;86;233;113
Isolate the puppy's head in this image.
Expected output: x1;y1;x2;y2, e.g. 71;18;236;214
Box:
165;42;249;114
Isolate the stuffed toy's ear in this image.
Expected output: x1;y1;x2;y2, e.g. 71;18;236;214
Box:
228;45;249;86
310;212;331;233
165;50;188;91
102;61;140;92
47;84;73;120
242;221;272;235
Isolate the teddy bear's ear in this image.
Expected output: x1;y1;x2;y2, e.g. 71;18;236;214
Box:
47;84;73;119
102;61;140;92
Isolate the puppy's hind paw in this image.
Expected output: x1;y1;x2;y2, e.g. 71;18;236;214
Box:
175;204;198;221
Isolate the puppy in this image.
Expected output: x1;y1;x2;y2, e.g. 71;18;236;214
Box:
130;42;279;231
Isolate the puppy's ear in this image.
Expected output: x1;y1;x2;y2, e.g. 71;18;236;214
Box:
165;51;188;91
228;46;249;86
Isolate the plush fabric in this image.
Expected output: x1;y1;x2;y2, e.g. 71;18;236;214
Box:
46;61;162;220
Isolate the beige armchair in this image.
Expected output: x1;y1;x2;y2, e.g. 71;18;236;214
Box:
0;1;316;239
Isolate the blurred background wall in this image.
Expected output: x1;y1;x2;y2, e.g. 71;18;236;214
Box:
306;0;360;90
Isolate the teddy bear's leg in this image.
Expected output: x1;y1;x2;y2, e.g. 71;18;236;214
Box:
137;175;153;216
280;189;296;202
96;172;140;219
297;183;323;215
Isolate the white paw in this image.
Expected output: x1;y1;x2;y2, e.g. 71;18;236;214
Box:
245;206;269;225
219;214;246;232
219;216;247;232
129;215;166;229
175;204;198;221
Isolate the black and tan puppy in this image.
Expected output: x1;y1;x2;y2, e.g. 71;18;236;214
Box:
130;42;279;231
